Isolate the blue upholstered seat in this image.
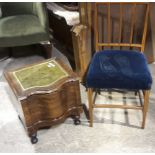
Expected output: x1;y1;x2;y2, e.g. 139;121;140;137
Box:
86;50;152;90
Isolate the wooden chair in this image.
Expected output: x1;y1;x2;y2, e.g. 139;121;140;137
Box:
86;2;152;128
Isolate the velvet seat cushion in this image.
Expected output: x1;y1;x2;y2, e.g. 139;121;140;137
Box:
0;15;49;47
86;50;152;90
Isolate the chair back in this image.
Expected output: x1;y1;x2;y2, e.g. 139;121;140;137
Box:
1;3;36;17
94;2;150;52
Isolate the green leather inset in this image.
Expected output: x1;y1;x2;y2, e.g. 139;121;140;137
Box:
13;60;69;90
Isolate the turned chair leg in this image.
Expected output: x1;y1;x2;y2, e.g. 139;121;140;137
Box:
87;88;93;127
141;90;150;129
41;41;52;59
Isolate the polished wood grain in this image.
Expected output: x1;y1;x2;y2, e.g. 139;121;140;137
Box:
141;4;150;52
101;13;104;47
98;43;142;48
4;58;83;143
96;2;148;4
119;4;123;43
107;3;111;43
5;58;77;98
93;104;143;110
142;90;150;129
129;4;136;46
95;2;150;52
87;88;93;127
21;80;82;135
95;3;99;51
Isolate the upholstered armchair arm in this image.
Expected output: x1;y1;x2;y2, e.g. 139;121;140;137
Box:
34;2;49;32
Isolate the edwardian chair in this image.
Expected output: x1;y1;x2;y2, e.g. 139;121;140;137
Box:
86;2;152;128
0;2;52;58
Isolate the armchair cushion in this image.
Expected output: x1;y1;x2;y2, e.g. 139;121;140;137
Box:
0;15;49;47
86;50;152;90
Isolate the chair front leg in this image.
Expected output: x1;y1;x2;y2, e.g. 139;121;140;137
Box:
87;88;93;127
141;90;150;129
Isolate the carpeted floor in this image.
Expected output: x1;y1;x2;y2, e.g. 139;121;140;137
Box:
0;46;155;153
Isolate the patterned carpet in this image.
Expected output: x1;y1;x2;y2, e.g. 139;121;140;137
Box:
0;47;155;153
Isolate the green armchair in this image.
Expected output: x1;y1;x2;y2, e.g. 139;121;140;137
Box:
0;2;52;58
